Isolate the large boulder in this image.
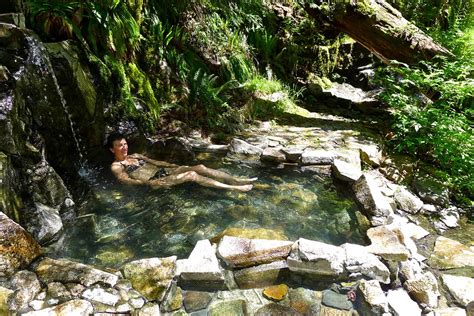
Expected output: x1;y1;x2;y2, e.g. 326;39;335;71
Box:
0;212;42;278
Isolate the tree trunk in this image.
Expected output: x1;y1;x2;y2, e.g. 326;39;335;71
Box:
303;0;453;64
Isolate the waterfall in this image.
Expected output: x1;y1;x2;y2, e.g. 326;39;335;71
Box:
24;35;86;164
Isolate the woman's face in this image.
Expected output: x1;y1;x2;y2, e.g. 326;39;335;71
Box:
110;138;128;158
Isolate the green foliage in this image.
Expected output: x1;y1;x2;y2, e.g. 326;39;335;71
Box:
242;76;299;119
374;53;473;201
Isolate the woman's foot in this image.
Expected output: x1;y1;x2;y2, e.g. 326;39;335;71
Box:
233;184;253;192
229;177;258;185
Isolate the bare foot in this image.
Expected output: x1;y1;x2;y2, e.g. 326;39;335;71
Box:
229;177;258;185
233;184;253;192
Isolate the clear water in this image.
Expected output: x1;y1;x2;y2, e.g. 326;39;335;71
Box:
49;157;366;267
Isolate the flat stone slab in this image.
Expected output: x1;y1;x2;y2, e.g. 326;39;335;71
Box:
287;238;345;276
121;256;176;301
217;236;293;268
261;147;286;163
35;257;118;287
234;260;289;289
300;150;338;165
183;291;213;312
366;226;410;261
442;274;474;307
429;236;474;271
177;240;224;290
332;159;362;182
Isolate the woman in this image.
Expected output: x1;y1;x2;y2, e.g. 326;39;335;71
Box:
107;133;255;192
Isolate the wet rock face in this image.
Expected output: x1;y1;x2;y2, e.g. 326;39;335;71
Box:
0;212;42;278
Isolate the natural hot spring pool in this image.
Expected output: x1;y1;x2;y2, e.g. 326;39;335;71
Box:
47;157;367;267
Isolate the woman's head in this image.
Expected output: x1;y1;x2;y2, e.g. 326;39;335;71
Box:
107;132;128;160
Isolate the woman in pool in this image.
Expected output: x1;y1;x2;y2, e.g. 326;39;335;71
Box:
107;133;255;192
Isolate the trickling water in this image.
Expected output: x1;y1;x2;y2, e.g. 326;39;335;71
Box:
24;35;85;163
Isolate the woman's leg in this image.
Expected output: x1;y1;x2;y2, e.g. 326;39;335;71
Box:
149;171;253;192
169;164;257;185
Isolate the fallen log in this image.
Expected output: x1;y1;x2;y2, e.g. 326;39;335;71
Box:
302;0;453;64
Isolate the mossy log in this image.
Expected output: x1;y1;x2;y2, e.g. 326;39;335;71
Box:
303;0;453;64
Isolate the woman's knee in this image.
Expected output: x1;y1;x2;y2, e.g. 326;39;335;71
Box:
194;164;207;172
183;170;198;180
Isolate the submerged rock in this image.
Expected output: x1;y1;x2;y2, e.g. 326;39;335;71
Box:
121;256;176;301
35;257;118;288
234;260;290;289
210;227;288;243
0;212;42;278
183;291;212;312
255;303;302;316
208;299;247;316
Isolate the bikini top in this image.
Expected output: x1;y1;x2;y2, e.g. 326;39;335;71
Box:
120;158;146;175
118;158;160;181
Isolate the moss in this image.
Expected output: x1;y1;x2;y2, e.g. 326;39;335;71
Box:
354;0;376;17
127;63;161;120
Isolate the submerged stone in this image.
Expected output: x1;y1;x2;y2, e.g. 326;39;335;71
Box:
234;260;289;289
210;227;288;243
319;305;353;316
321;289;353;310
255;303;302;316
183;291;212;312
35;257;118;287
208;299;247;316
262;284;289;301
289;288;321;315
121;256;176;301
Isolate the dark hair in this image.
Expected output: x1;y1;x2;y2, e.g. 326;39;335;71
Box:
106;132;125;149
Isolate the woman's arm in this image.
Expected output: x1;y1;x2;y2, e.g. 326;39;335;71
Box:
111;163;146;185
129;153;179;168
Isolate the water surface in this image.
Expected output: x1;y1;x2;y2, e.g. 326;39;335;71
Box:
49;157;366;267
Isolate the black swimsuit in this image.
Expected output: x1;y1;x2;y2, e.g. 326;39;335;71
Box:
121;159;170;179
